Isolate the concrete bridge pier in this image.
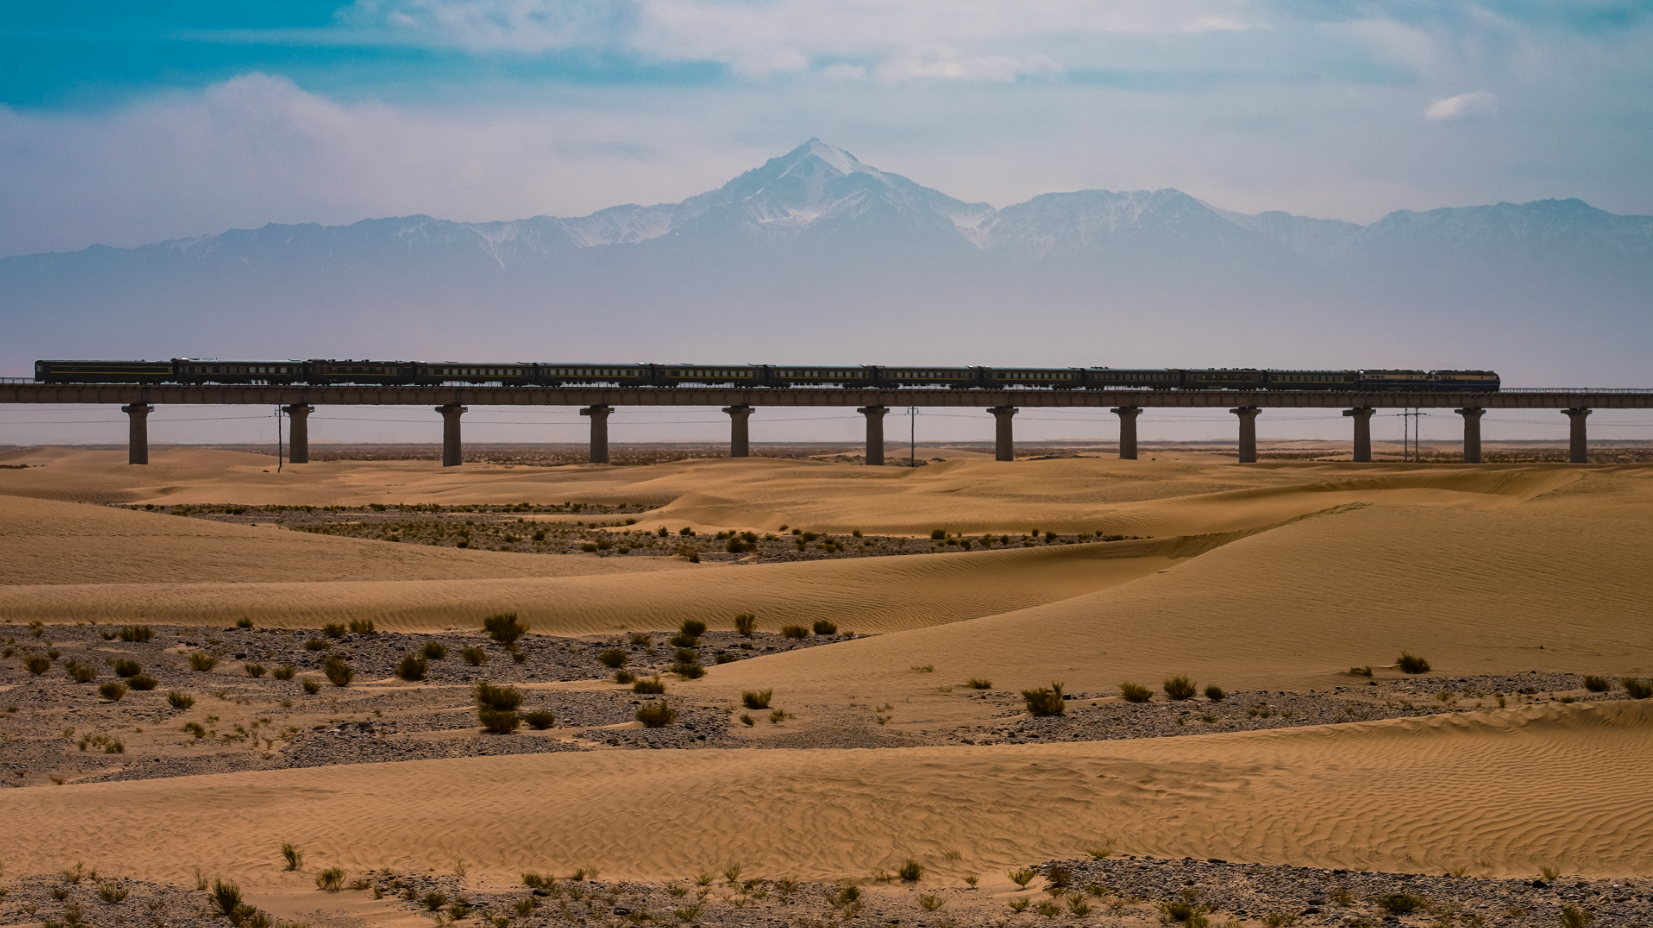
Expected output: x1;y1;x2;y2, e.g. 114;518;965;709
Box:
857;405;888;465
437;404;466;467
1564;408;1591;463
580;404;613;464
723;405;753;458
989;406;1017;461
282;405;314;464
1111;406;1142;459
121;404;153;465
1342;407;1375;462
1456;408;1485;463
1230;406;1261;463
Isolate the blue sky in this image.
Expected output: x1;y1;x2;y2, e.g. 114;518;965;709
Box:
1;0;1651;257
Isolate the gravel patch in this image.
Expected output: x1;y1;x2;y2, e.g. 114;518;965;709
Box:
953;673;1647;745
1036;855;1653;927
124;501;1147;565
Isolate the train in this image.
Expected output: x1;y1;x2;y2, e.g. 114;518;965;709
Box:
33;360;1502;392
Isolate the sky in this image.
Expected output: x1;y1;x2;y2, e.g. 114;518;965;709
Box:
2;0;1652;260
2;1;1651;448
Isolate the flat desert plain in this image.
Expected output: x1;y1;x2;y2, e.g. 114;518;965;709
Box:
1;447;1651;928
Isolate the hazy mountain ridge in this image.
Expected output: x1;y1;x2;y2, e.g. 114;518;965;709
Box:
11;139;1647;271
2;139;1649;385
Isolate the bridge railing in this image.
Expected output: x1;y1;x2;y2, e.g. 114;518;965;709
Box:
1502;387;1653;394
0;377;35;384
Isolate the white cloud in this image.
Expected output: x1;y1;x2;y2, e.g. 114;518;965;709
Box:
0;74;768;257
1425;90;1500;121
874;46;1060;84
337;0;1256;79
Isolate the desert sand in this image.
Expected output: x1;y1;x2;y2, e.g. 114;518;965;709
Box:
2;446;1651;926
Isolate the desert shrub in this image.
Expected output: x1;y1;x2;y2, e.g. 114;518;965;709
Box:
461;647;489;666
598;649;628;668
668;632;700;648
1350;665;1374;677
479;709;520;733
316;868;345;892
918;894;944;911
348;619;375;634
966;678;993;689
615;670;636;684
524;710;556;730
423;641;448;660
1023;682;1066;717
780;625;809;639
98;681;128;702
1583;675;1611;693
97;882;129;903
1204;685;1226;701
282;843;303;871
673;647;699;664
483;612;529;644
188;652;218;672
1163;676;1198;700
167;691;195;709
1068;896;1093;916
1375;893;1425;914
301;678;321;695
812;620;838;636
272;664;295;680
734;613;757;636
112;658;142;677
1624;678;1653;699
65;660;97;683
1119;682;1154;703
118;625;154;642
715;652;738;664
24;655;51;675
1396;652;1431;674
396;653;427;681
742;689;773;709
898;860;924;883
1560;905;1597;928
213;880;243;915
474;682;521;711
236;617;254;629
635;676;666;695
628;632;651;646
304;639;330;651
423;891;448;911
244;663;266;678
322;655;353;686
1159;900;1214;923
323;623;347;639
126;674;158;691
674;661;707;679
637;701;677;727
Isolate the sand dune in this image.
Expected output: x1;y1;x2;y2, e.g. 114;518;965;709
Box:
4;702;1648;887
0;528;1219;631
696;501;1653;703
4;449;1651;896
0;495;689;586
0;446;1582;538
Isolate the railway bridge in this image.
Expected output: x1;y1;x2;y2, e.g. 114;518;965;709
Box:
2;382;1648;466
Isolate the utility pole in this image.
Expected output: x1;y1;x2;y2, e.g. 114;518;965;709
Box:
276;406;284;473
909;407;916;468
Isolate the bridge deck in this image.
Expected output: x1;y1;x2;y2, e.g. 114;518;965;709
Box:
3;383;1650;409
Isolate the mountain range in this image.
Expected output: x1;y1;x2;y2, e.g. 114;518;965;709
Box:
4;139;1651;385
